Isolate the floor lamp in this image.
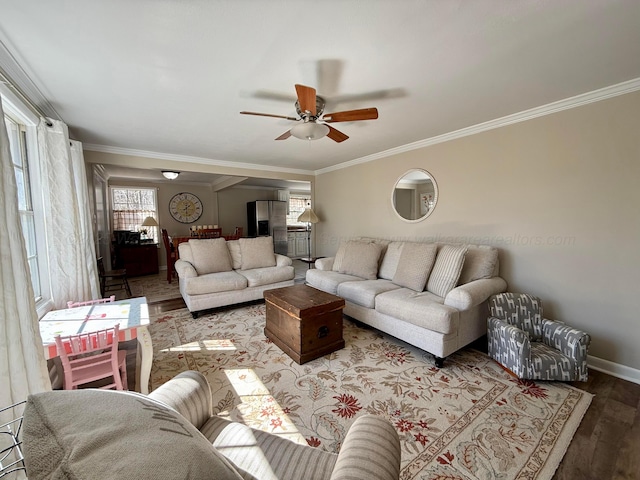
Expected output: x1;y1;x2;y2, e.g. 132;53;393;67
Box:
297;207;319;264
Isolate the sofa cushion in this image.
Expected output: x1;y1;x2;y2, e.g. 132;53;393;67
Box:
375;288;459;335
237;265;295;287
457;245;499;285
226;240;242;270
184;271;248;296
426;244;468;297
189;238;233;275
239;236;276;270
22;390;243;480
392;242;438;292
337;279;401;309
378;241;404;280
332;240;384;280
306;269;364;295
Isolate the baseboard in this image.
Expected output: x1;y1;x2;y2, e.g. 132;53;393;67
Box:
588;355;640;385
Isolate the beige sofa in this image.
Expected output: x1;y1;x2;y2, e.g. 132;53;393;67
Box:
22;371;401;480
306;238;507;367
175;236;295;318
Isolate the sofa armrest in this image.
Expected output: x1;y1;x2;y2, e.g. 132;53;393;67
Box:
487;316;532;378
444;277;508;310
330;414;401;480
275;254;293;267
315;257;335;271
174;259;197;278
542;318;591;381
148;371;213;430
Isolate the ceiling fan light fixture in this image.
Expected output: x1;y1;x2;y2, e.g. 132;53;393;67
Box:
290;122;329;141
162;170;180;180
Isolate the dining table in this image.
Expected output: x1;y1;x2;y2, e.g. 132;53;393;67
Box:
39;296;153;394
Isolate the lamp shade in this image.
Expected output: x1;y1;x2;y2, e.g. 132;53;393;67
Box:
297;208;319;224
290;122;329;141
141;216;159;227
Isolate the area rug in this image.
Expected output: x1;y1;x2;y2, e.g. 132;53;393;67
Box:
149;303;592;480
129;273;181;303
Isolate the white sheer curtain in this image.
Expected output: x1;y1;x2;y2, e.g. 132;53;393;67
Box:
37;119;100;309
0;100;51;410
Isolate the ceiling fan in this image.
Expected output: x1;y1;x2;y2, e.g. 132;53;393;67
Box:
240;84;378;143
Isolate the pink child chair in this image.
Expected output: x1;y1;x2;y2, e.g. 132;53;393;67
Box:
66;295;116;309
54;324;128;390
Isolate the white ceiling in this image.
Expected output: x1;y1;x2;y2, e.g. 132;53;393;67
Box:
1;0;639;178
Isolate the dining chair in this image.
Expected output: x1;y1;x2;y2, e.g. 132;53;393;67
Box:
66;295;116;309
97;256;131;298
161;228;177;284
54;324;128;390
199;228;222;239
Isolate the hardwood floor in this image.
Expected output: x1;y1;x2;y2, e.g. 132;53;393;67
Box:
145;282;640;480
553;370;640;480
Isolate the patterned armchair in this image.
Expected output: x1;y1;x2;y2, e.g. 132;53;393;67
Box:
487;293;591;381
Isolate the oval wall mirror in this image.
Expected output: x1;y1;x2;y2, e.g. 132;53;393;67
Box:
392;169;438;222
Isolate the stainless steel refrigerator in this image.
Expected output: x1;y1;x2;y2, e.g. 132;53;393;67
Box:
247;200;288;255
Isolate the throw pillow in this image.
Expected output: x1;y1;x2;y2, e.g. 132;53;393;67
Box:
378;242;404;280
457;245;499;285
392;242;438;292
189;238;233;275
226;240;242;270
332;240;384;280
426;244;468;297
22;390;243;480
239;236;276;270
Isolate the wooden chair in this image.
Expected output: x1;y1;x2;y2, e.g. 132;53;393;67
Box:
66;295;115;309
97;257;131;298
54;324;128;390
161;229;177;283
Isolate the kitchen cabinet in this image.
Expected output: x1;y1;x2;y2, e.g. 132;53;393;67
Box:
287;230;310;258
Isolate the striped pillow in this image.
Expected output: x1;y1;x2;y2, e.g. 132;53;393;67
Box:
426;244;468;297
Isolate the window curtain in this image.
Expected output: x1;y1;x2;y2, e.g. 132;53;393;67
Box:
37;119;100;308
0;100;51;412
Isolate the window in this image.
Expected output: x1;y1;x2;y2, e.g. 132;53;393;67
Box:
5;113;41;300
111;187;158;242
286;194;311;226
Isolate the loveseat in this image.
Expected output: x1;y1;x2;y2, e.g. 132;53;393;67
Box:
22;371;401;480
306;238;507;366
175;236;295;318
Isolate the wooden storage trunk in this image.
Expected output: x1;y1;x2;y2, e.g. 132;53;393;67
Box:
264;284;345;364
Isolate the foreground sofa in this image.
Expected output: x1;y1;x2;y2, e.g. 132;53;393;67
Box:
176;236;295;317
306;238;507;366
22;371;401;480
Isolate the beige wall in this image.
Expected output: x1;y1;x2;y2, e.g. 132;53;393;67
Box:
217;187;278;235
315;91;640;372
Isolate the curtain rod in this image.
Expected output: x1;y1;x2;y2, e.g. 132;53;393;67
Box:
0;68;53;127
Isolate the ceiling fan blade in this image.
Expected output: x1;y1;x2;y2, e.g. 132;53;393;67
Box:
323;107;379;123
240;111;298;121
295;84;317;116
275;130;292;141
326;125;349;143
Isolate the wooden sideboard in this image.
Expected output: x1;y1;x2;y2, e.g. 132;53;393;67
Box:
113;243;159;277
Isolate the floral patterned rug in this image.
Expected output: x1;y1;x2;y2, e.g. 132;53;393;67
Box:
149;303;592;480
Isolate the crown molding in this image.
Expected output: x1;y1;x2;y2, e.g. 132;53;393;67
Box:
315;77;640;176
0;38;60;120
82;143;315;176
